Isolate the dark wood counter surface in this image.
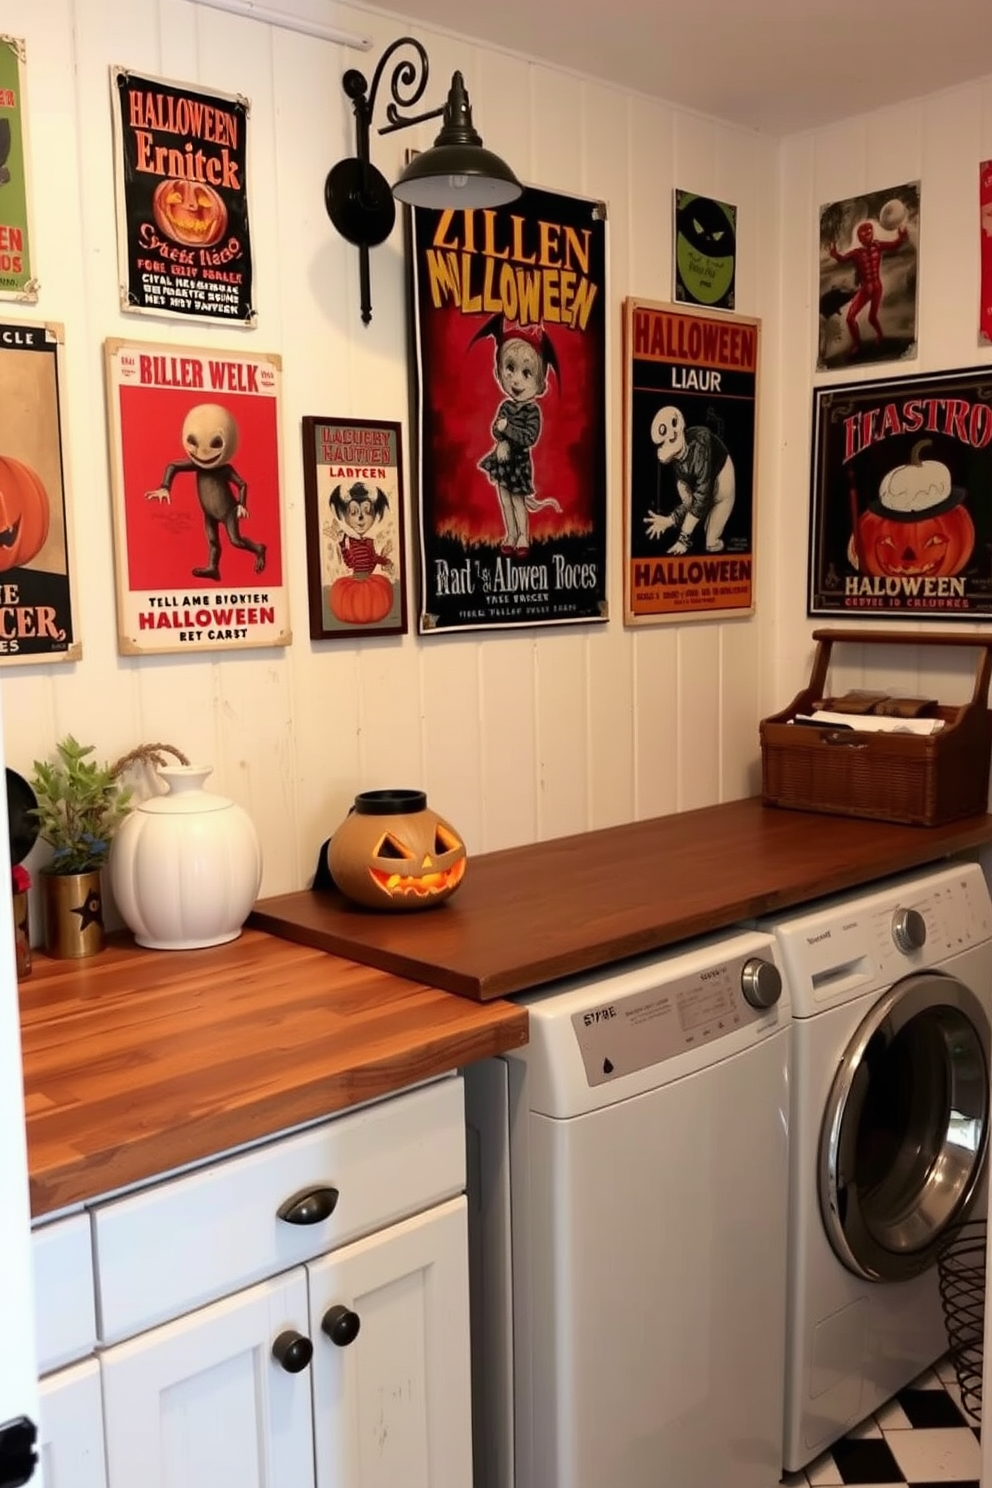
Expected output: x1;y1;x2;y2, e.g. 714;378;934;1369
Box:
251;796;992;1000
20;929;528;1219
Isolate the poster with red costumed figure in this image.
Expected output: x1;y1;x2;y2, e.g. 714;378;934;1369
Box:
408;184;608;632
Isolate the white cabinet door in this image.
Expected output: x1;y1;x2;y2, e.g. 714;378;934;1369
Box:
38;1360;107;1488
101;1268;315;1488
308;1196;472;1488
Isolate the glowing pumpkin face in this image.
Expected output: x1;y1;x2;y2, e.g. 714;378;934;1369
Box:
0;455;50;572
858;505;975;578
328;790;467;911
153;178;228;248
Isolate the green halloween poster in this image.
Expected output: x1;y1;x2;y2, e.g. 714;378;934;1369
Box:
673;191;736;311
0;36;36;301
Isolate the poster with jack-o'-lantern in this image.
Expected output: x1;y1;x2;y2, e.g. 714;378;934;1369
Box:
0;320;79;663
808;367;992;620
104;337;289;655
111;67;255;325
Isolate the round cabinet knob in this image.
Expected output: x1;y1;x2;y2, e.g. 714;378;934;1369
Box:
272;1330;313;1373
892;907;927;953
741;957;782;1010
322;1305;361;1347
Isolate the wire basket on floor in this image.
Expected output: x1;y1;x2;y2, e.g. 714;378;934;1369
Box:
937;1218;986;1423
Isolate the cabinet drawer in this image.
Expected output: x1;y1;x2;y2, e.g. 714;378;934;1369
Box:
93;1075;464;1342
32;1213;97;1374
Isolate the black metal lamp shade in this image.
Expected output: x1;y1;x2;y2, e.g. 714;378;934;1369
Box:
392;72;522;210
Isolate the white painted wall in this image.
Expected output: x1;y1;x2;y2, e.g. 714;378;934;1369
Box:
0;0;781;916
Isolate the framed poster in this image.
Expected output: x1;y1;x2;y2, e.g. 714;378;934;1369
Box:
817;182;919;372
104;337;290;655
0;321;79;662
981;161;992;346
301;416;407;640
0;36;36;301
623;298;759;623
673;191;737;310
408;183;608;633
110;67;255;325
808;366;992;621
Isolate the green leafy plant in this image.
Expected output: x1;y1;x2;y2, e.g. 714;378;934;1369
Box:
30;735;133;875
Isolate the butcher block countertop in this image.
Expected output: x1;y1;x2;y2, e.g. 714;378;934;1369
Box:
251;796;992;1000
20;929;528;1219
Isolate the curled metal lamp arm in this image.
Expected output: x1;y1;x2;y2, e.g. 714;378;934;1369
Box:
327;37;444;326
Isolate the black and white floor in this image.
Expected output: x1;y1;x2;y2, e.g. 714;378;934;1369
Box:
782;1357;982;1487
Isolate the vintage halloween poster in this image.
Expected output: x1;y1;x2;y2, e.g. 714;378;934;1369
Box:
808;367;992;620
980;161;992;345
301;416;407;640
110;67;255;324
408;184;608;633
673;191;737;311
0;321;79;662
623;299;759;623
104;338;289;654
0;37;36;301
817;182;919;372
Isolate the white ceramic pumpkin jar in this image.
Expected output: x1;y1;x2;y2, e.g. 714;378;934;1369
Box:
109;765;262;949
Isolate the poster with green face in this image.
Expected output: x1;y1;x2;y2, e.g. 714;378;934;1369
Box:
0;36;35;301
673;191;736;311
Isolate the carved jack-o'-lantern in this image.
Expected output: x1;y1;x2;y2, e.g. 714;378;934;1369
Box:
0;455;50;572
328;790;467;911
152;178;228;248
857;439;975;579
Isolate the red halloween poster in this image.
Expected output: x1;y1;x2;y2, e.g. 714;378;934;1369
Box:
980;161;992;345
408;184;608;632
104;337;289;654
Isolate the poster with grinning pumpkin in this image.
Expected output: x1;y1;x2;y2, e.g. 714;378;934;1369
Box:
408;184;608;633
808;367;992;620
0;320;79;663
110;67;255;325
104;337;289;655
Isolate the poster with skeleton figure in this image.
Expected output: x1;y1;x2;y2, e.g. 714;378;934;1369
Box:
104;337;289;654
623;298;759;623
408;184;608;633
808;366;992;620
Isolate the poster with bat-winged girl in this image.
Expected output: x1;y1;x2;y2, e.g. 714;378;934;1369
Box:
408;184;608;632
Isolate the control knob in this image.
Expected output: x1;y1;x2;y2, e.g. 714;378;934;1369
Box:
892;907;926;954
741;957;782;1009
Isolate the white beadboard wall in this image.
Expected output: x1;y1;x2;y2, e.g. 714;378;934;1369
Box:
0;0;782;904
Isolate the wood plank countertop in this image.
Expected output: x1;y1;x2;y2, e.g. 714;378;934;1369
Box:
250;796;992;1000
20;929;528;1219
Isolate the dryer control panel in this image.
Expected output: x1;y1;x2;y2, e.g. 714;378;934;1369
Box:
570;950;780;1087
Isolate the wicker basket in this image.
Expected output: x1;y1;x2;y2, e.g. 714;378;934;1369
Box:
760;629;992;827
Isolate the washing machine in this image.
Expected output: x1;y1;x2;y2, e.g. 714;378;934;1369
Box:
766;860;992;1474
465;927;791;1488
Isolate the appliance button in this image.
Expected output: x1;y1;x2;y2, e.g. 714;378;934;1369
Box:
892;907;926;953
741;957;782;1009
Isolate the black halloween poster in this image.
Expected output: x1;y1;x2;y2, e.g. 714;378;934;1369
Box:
104;337;289;655
623;299;759;623
0;320;79;662
111;68;255;325
408;185;608;633
808;367;992;620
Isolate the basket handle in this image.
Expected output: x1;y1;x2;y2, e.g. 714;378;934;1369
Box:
808;628;992;710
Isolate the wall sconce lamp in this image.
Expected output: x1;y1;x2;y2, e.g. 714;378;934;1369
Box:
324;37;522;325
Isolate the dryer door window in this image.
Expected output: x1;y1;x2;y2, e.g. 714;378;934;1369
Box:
819;972;990;1281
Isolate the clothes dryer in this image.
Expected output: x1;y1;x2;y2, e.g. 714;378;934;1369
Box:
767;861;992;1473
465;927;790;1488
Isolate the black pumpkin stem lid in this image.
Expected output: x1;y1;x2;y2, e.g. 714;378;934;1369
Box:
352;789;427;816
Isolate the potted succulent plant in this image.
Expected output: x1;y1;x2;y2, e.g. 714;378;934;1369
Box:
30;735;132;958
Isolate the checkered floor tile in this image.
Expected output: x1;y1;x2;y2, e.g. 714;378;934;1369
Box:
782;1357;982;1487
